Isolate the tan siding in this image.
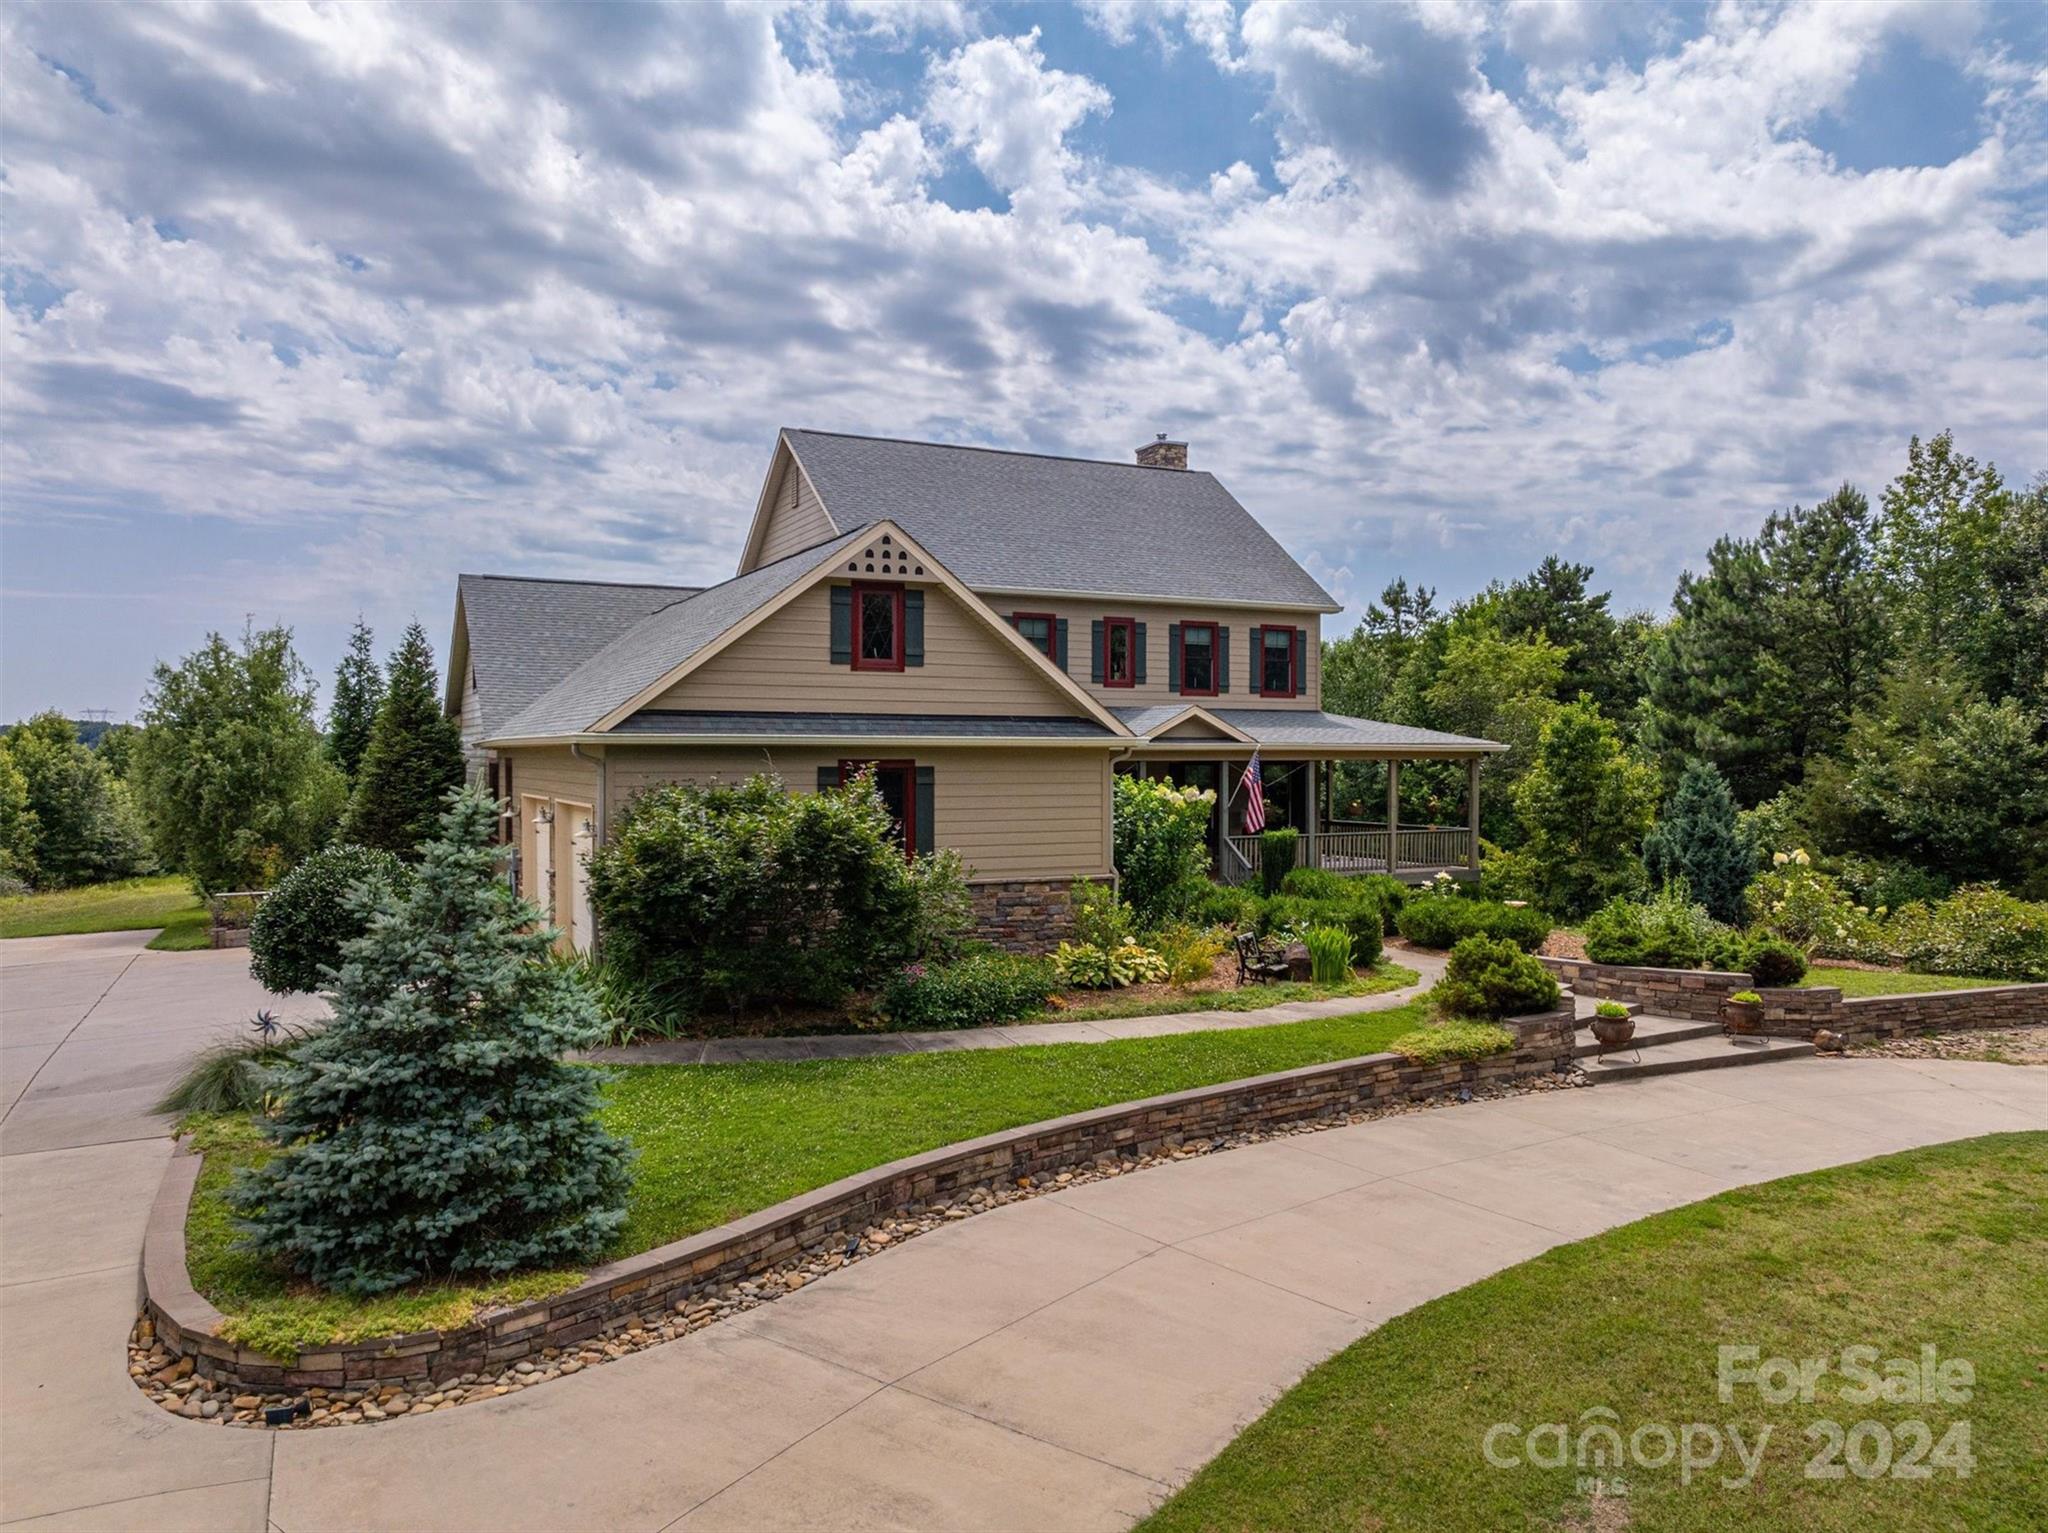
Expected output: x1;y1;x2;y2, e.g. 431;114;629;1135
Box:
756;460;836;566
1004;599;1321;711
606;745;1113;883
502;747;599;921
651;582;1079;718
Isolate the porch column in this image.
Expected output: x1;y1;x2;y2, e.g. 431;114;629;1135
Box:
1386;759;1401;875
1466;756;1481;872
1304;760;1318;871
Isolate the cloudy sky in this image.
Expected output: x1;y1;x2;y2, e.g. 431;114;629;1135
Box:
4;1;2046;720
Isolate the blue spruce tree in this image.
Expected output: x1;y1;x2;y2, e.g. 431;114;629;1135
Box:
234;787;629;1294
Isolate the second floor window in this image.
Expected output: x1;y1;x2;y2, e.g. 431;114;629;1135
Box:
854;584;903;670
1103;617;1137;687
1180;622;1217;695
1012;612;1055;658
1259;626;1298;697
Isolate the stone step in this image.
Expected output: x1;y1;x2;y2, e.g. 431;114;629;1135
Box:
1583;1031;1816;1082
1572;1015;1723;1058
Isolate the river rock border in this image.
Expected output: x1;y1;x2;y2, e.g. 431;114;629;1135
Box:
137;1003;1578;1422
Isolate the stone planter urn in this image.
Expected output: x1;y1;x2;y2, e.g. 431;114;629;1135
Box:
1722;994;1765;1036
1590;1003;1638;1049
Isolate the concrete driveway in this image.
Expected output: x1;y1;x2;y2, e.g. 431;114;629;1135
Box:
2;932;2043;1531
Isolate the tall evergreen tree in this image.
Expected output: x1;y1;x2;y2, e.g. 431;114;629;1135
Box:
1876;430;2008;655
1514;700;1659;919
1760;485;1889;756
234;789;629;1295
328;618;382;781
1642;760;1753;923
1496;556;1638;716
344;621;465;855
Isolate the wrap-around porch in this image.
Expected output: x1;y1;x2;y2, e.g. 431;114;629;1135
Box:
1122;752;1488;886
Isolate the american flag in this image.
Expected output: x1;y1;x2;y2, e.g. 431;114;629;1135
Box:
1238;751;1266;833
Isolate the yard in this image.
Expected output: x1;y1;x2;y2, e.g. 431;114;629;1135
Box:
183;999;1431;1356
1802;965;2014;998
1145;1133;2048;1533
0;875;209;950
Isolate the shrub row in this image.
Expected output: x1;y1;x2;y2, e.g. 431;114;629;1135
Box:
878;951;1060;1030
1395;895;1551;952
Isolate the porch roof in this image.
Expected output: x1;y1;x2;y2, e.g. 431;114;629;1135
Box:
1115;706;1502;755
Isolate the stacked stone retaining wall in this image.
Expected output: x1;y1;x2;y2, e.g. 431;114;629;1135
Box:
144;1003;1576;1393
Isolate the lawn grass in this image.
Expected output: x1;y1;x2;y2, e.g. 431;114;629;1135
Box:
0;874;209;950
1052;961;1417;1022
1803;965;2016;998
185;1000;1431;1356
1145;1133;2048;1533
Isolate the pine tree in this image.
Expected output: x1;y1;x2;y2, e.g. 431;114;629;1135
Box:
1642;760;1753;923
344;621;465;855
328;618;382;781
234;789;630;1295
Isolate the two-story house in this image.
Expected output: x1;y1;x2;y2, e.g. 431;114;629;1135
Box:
445;429;1501;949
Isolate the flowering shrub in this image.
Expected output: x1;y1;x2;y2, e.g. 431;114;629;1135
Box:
1886;887;2048;982
1744;852;1890;961
1112;775;1216;926
878;951;1058;1030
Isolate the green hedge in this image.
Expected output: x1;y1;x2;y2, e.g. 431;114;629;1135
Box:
879;951;1058;1029
1395;896;1549;952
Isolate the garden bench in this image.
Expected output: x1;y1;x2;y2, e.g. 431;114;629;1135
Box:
1234;929;1290;986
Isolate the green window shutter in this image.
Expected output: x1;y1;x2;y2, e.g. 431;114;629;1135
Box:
1218;626;1231;693
904;590;926;667
829;586;852;665
1090;620;1104;684
1134;622;1148;686
1295;628;1308;695
1167;623;1182;694
1250;626;1264;693
915;766;935;856
1056;618;1069;671
816;765;837;793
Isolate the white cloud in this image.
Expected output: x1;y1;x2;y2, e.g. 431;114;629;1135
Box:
923;30;1111;208
0;0;2043;715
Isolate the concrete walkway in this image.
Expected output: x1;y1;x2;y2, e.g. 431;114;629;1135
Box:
588;948;1447;1066
2;932;2043;1532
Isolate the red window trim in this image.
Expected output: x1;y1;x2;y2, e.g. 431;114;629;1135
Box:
1258;626;1300;699
851;582;905;672
1102;615;1138;688
837;758;917;858
1011;610;1057;659
1178;620;1219;697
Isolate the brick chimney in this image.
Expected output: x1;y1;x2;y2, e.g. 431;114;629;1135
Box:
1134;434;1188;470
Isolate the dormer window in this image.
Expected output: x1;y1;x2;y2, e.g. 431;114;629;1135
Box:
1011;611;1055;658
853;583;904;671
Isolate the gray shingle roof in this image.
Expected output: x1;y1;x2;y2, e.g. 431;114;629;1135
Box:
488;529;869;740
783;430;1339;610
455;574;697;739
614;711;1115;739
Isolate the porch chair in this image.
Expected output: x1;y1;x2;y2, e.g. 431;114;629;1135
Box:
1233;929;1290;986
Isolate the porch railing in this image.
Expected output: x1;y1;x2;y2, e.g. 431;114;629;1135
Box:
1220;825;1475;886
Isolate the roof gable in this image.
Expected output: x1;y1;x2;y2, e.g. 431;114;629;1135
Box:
451;574;699;738
487;522;1132;743
779;429;1340;611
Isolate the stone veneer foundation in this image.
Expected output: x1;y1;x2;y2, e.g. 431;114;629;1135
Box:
967;877;1090;952
1537;956;2048;1040
143;1001;1577;1396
